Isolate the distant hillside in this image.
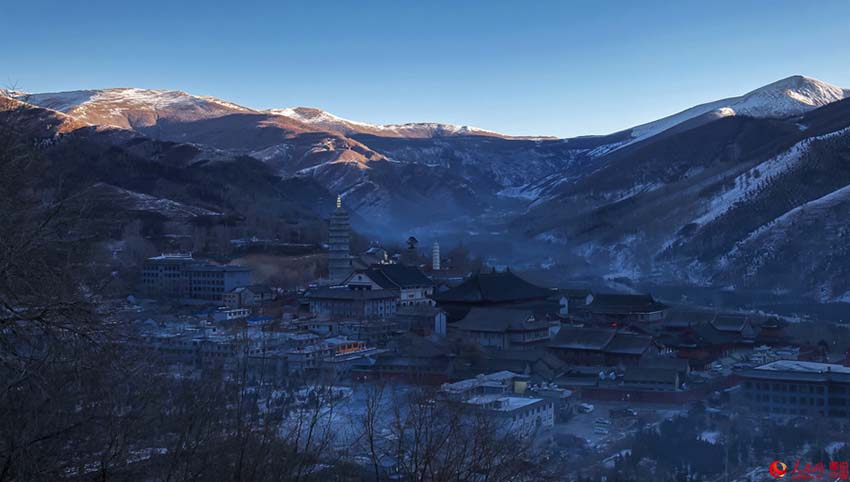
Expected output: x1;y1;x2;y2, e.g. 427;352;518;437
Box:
7;75;850;301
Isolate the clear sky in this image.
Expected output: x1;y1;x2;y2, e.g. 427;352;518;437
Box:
3;0;850;137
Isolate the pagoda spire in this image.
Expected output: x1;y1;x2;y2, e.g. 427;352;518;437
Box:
327;194;352;284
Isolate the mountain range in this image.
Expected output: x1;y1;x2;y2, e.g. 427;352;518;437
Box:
3;75;850;302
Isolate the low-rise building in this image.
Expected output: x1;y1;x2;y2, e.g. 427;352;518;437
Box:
210;308;251;321
548;327;655;366
223;284;276;308
740;360;850;419
464;395;554;438
394;305;447;336
439;371;555;438
142;253;252;304
622;366;681;391
305;286;399;319
343;264;435;307
449;308;552;351
353;333;456;384
431;269;556;322
337;319;399;345
579;293;669;326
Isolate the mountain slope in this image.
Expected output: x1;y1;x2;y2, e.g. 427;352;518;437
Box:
268;106;513;139
0;92;335;250
620;75;850;149
12;76;850;301
16;87;615;232
18;88;259;130
520;96;850;299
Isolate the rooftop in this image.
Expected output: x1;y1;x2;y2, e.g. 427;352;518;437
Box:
756;360;850;374
188;264;252;273
639;356;690;373
740;360;850;383
350;264;433;289
441;371;522;393
306;286;399;300
431;269;552;304
711;314;751;332
548;327;652;355
623;367;679;385
148;253;194;261
464;395;543;411
548;327;616;350
663;310;716;328
604;333;654;355
231;284;274;295
452;308;540;333
587;293;669;314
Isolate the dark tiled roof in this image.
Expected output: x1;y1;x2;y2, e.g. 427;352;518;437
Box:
639;356;690;373
431;270;552;303
388;333;451;358
395;305;443;317
359;269;395;289
711;314;750;332
244;284;274;295
663;310;716;328
549;327;616;351
549;327;651;355
452;308;536;333
604;333;653;355
305;287;398;300
623;367;679;385
692;322;749;345
554;288;593;299
587;293;668;314
359;264;433;289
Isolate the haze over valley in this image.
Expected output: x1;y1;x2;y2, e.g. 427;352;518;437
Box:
5;74;850;309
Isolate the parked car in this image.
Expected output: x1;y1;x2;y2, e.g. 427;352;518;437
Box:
594;417;611;425
578;403;595;413
593;427;610;435
610;408;637;418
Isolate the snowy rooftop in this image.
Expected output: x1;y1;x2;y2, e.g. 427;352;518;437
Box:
441;371;522;393
464;395;543;411
755;360;850;374
148;253;194;260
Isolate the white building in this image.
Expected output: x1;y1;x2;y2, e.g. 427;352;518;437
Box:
464;394;554;438
342;264;435;307
439;371;555;438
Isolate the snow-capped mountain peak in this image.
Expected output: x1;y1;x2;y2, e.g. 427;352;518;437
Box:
624;75;849;148
267;106;504;138
16;88;256;129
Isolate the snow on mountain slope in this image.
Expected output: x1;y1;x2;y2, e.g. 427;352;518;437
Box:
729;182;850;261
268;106;508;139
625;75;849;148
693;124;850;226
81;183;221;220
0;90;90;134
716;181;850;297
18;88;256;129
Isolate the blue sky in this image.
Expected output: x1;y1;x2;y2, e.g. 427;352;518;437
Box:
3;0;850;137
